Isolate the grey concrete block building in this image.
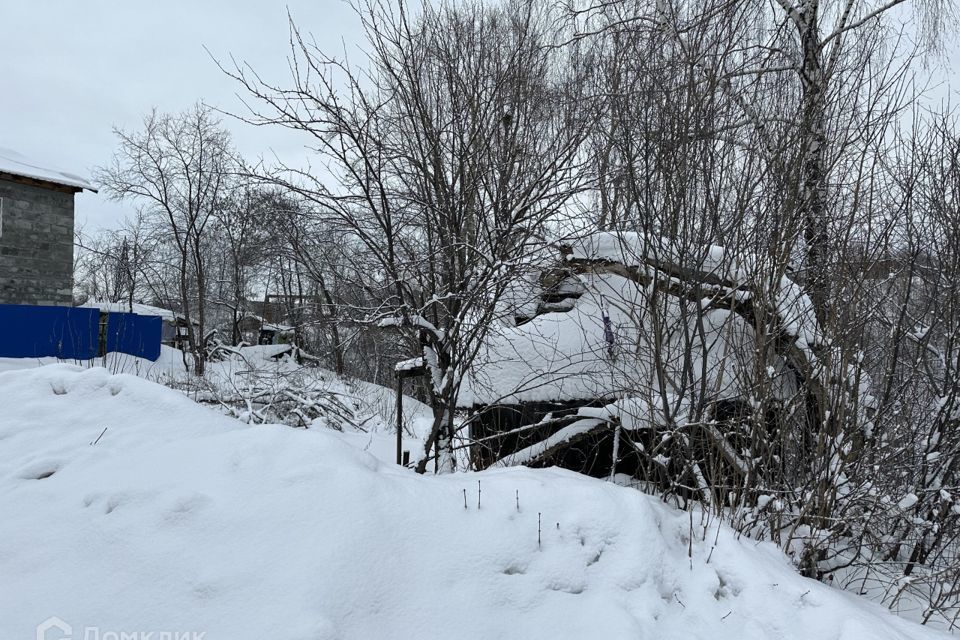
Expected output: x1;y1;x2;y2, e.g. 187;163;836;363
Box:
0;148;96;306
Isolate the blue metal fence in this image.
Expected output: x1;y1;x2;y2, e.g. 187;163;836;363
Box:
0;304;161;361
105;312;162;360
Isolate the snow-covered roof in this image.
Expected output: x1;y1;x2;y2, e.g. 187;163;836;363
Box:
79;300;181;322
461;272;659;405
395;356;426;373
570;231;746;278
568;231;820;346
239;343;293;359
0;147;97;192
459;232;814;407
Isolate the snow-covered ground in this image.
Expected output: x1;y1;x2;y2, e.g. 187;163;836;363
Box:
0;364;945;639
0;346;435;467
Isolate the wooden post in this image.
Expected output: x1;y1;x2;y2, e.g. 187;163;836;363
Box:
396;376;404;466
394;358;426;468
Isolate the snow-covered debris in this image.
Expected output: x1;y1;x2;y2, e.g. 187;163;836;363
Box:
461;272;638;405
568;230;735;277
0;146;97;191
0;365;944;640
499;417;605;466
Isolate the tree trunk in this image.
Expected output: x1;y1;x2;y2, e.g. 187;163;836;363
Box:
797;3;830;325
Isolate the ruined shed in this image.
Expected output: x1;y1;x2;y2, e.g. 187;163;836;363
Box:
458;232;821;490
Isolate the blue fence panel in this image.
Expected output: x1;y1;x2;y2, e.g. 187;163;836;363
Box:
105;312;162;361
0;304;100;359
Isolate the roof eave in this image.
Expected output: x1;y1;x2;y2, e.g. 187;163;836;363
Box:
0;171;97;194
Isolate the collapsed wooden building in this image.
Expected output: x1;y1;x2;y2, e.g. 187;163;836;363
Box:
456;232;831;503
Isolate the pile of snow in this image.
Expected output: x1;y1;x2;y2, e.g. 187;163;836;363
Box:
0;365;942;639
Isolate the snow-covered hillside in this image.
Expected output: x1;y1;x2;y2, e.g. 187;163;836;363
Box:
0;365;944;639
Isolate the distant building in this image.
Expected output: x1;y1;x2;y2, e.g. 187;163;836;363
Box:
0;147;96;306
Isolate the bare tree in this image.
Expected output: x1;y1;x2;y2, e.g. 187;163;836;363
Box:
208;185;273;345
222;0;596;471
75;212;154;308
97;104;238;375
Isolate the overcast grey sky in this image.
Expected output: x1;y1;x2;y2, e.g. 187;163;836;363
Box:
1;2;957;233
0;1;363;231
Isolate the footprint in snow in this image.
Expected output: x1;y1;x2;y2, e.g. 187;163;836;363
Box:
17;459;62;480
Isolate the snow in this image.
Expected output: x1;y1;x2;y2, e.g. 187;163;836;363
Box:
0;364;946;640
461;273;625;405
262;321;294;332
898;493;920;510
460;231;818;407
568;230;821;347
569;230;645;264
78;299;181;321
568;231;737;278
462;272;785;406
0;345;434;467
395;355;426;372
239;342;293;359
0;146;96;191
0;344;188;377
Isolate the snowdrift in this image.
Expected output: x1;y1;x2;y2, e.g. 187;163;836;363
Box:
0;365;944;639
0;346;435;465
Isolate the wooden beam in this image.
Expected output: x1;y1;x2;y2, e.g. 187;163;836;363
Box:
396;376;404;465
